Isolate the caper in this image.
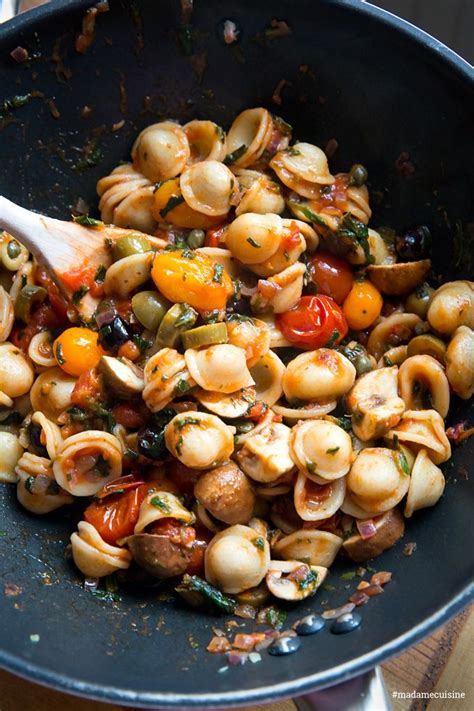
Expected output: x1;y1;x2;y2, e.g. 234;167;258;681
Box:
111;234;152;261
234;419;254;434
187;229;205;250
6;240;21;259
131;291;170;331
405;283;434;319
407;334;446;364
354;354;373;376
348;164;368;187
14;285;47;323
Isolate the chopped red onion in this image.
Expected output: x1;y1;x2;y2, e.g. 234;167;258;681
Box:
10;46;29;63
322;603;355;620
363;584;384;597
356;519;377;540
235;604;257;620
227;650;248;666
349;591;370;606
371;571;392;586
95;303;117;327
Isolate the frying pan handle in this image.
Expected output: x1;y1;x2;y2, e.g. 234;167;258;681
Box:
294;667;392;711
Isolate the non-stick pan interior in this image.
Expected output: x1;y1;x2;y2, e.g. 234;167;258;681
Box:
0;0;473;706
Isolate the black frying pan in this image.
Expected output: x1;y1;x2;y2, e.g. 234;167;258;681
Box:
0;0;473;707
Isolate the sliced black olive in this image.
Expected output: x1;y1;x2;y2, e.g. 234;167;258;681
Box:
395;225;431;262
28;423;48;457
98;316;132;349
137;424;167;460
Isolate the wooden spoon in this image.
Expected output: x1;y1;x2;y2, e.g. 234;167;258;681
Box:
0;196;166;320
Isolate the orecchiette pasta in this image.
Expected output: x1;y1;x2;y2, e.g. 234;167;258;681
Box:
71;521;132;578
251;262;306;314
249;350;285;406
236;422;295;483
385;410;451;464
266;560;327;601
205;523;270;593
28;330;56;368
290;419;353;481
16;452;73;513
347;366;405;441
0;343;34;398
184;120;227;164
164;411;234;469
283;349;356;403
131;121;190;182
30;367;77;423
143;348;195;412
225;108;284;168
226;318;271;367
0;431;23;483
427;280;474;335
367;312;422;361
31;411;63;459
185;344;254;393
97;164;156;232
347;447;412;513
445;326;474;399
180;161;239;217
398;355;450;417
134;491;195;534
273;529;343;567
53;431;123;496
294;471;346;521
194;386;256;419
104;252;153;298
404;448;445;518
0;286;14;343
234;169;285;216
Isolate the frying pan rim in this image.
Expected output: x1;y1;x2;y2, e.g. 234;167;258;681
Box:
0;0;473;705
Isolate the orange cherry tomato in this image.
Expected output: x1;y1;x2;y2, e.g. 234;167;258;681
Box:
276;295;348;350
343;279;383;330
53;327;105;376
151;249;233;312
151;179;220;229
308;252;354;304
84;482;150;545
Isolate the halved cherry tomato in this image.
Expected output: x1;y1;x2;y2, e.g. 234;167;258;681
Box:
53;327;105;376
276;295;348;350
308;252;354;304
71;367;103;408
167;461;202;498
84;482;150;545
186;527;213;575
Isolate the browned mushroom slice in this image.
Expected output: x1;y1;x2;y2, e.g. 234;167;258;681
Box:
98;356;144;399
127;533;192;578
194;462;256;525
342;508;405;562
367;259;431;296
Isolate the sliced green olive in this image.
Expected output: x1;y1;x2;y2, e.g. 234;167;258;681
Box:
132;291;171;331
111;234;152;261
187;229;206;250
354;354;373;376
155;303;198;348
6;240;21;260
405;283;434;319
181;322;228;350
407;334;446;364
348;164;368;187
14;285;47;322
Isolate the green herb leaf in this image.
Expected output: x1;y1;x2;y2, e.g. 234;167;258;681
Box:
337;414;353;432
94;454;111;477
340;570;356;580
176;574;237;614
325;329;340;348
223;144;247;165
94;264;107;283
72;285;89;304
160;194;185;218
326;446;340;455
306;460;316;475
287;202;328;228
132;334;151;354
173;378;192;396
215;125;226;142
246;237;261;248
397;451;410;476
336;214;374;266
150;496;172;513
72;214;103;227
212;263;224;283
254;537;265;550
264;606;287;629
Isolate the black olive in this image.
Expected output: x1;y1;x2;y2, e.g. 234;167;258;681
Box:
395;225;431;262
98;316;132;349
28;423;48;457
137;425;167;460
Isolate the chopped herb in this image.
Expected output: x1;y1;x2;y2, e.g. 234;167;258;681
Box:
91;589;121;602
212;263;224;283
176;575;237;614
392;433;399;449
203;309;222;324
246;237;261;248
223;144;247;165
340;570;357;580
72;285;89;304
153;179;170;193
173;378;192;396
336;214;374;265
264;606;287;630
174;305;198;329
254;537;265;550
326;446;340;455
161;194;185;218
298;568;319;591
94;454;111;477
215;125;226;142
91;403;116;433
306;461;316;475
342;522;357;541
0;531;7;537
150;496;172;513
67;405;88;421
72;214;103;227
24;476;35;494
287;202;328;228
325;329;340;348
132;334;151;354
322;583;335;592
55;342;65;365
397;450;410;476
366;565;376;573
1;93;32;115
73;144;103;172
383;355;394;366
337;414;353;432
174;416;201;431
176;435;184;456
286;146;301;156
94;264;107;283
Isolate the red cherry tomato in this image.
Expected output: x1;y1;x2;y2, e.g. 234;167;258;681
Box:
276;295;348;350
167;461;203;498
308;252;353;304
84;483;150;545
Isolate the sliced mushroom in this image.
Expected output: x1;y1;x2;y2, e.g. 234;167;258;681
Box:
342;509;405;562
236;422;295;484
272;529;342;567
346;366;405;441
194;462;255;525
266;560;327;601
127;534;192;578
367;259;431;295
98;356;144;399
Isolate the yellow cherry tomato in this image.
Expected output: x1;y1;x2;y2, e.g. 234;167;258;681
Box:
53;327;105;376
343;279;383;330
151;178;220;229
151;250;234;312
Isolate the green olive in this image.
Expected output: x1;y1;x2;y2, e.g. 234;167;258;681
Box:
14;285;47;322
6;240;21;259
349;164;368;187
233;419;254;434
111;234;152;261
405;283;434;319
187;229;206;250
155;303;198;348
354;354;373;376
406;334;446;364
235;583;270;608
181;322;228;350
131;291;170;331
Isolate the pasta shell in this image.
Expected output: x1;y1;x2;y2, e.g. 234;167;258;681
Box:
225;212;284;265
234;169;285;216
194;386;256;418
16;452;73;513
249;349;285;406
184;344;254;394
180;160;239;217
53;430;123;496
184;120;227;163
225;108;274;168
0;286;14;343
30;367;77;424
71;521;131;578
398;355;450;418
164;411;234;469
290;420;353;481
377;345;408;368
340;493;380;520
446;325;474;399
104;252;153;298
271;142;334;189
266;560;327;601
0;342;34;399
97;164;156;232
272;401;337;420
273;529;342;567
282;218;319;252
404;448;445;518
259;313;292;348
249;224;306;278
31;411;63;459
347;366;405;441
427;280;474;336
226;318;271;368
143;348;195;413
236;422;295;484
385;409;451;464
28;331;56;368
251;262;306;314
367;312;422;361
9;260;34;302
205;523;270;593
283;349;356;402
294;470;346;521
131;121;190;181
0;431;23;483
347;447;411;513
195;247;240;279
134;490;195;534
